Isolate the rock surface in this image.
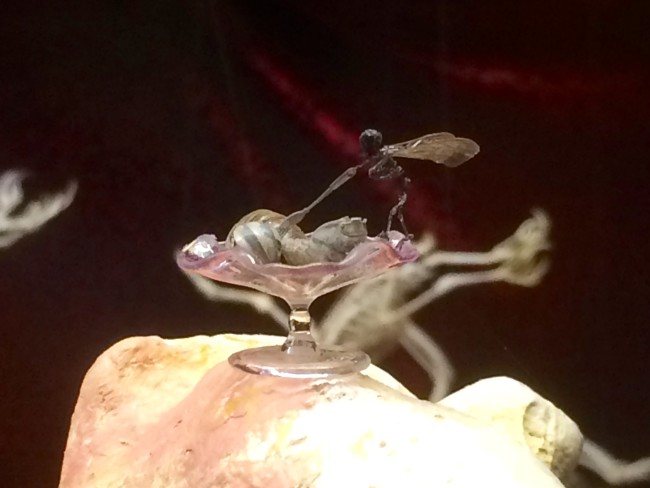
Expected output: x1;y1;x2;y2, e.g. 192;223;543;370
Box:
59;334;573;488
440;376;583;482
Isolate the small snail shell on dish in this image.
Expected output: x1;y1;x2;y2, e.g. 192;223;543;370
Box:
227;210;369;266
311;216;368;261
226;209;287;239
281;217;368;266
226;209;304;264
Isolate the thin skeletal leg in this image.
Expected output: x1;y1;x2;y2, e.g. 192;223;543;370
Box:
385;269;511;326
580;439;650;485
317;274;397;347
282;164;363;229
416;209;552;271
182;271;289;330
384;176;410;235
0;171;77;248
384;200;399;234
420;249;507;269
394;176;412;238
399;320;455;402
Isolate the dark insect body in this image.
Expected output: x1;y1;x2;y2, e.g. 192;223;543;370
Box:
282;129;480;238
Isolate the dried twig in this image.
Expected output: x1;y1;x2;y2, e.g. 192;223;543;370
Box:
182;271;289;330
580;439;650;485
0;170;77;248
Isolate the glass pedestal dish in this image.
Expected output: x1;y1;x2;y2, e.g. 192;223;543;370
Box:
177;231;418;378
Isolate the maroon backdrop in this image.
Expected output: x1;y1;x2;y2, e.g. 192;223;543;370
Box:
1;1;649;486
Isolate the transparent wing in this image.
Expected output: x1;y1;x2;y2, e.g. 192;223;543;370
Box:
386;132;480;168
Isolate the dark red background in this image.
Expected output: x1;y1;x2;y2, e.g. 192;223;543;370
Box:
1;1;649;486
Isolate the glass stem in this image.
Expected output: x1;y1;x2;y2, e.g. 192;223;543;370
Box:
282;307;317;353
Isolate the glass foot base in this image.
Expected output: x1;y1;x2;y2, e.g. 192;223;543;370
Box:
228;345;371;378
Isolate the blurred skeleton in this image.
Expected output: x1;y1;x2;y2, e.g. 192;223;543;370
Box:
183;209;649;486
0;170;77;248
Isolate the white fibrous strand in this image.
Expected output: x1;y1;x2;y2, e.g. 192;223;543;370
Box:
0;170;77;248
578;440;650;486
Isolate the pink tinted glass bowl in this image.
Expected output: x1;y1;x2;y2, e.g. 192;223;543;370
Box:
177;231;418;378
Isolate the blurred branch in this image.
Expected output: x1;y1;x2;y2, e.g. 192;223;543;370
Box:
580;439;650;485
399;320;455;402
182;271;289;330
385;209;551;326
0;170;77;248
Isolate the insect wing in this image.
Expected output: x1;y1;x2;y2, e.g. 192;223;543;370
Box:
386;132;480;168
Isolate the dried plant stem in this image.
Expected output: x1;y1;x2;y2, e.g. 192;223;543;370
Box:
0;170;77;248
580;439;650;485
183;271;289;330
399;320;454;402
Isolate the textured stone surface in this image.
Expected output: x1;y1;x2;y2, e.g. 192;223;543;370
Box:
440;377;583;482
59;334;568;488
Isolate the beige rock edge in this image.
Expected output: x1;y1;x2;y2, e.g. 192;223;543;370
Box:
59;334;582;488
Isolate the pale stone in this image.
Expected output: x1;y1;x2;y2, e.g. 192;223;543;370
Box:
59;334;568;488
439;376;583;482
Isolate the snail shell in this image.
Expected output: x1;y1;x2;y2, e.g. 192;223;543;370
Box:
227;210;368;266
281;217;368;266
229;221;281;264
226;209;303;264
310;216;368;261
439;377;583;483
226;209;287;239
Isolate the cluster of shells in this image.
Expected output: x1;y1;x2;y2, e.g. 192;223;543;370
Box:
185;209;369;266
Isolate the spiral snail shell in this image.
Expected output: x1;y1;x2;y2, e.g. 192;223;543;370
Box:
226;210;368;266
226;209;302;264
281;217;368;265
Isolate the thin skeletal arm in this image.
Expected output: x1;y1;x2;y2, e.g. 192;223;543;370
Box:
399;320;455;402
580;439;650;485
317;273;399;347
0;170;77;248
386;210;551;324
384;269;512;325
182;272;289;330
420;210;552;271
420;248;509;270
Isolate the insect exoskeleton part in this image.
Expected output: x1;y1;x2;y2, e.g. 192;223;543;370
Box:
226;209;300;264
281;217;368;265
359;129;383;156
